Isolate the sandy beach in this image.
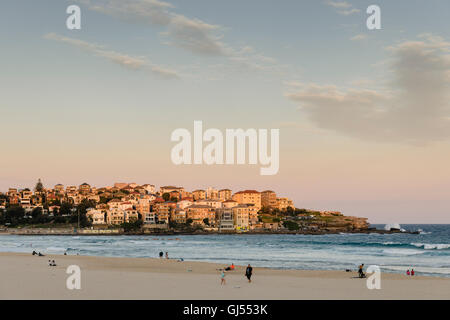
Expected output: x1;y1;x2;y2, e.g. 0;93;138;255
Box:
0;252;449;300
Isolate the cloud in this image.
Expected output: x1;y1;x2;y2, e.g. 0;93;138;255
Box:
325;1;352;8
338;8;360;15
325;1;360;15
350;34;367;41
75;0;280;74
44;33;179;78
76;0;227;56
286;35;450;144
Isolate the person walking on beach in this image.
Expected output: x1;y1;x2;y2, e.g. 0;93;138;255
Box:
220;270;226;285
406;269;410;276
159;251;163;258
165;252;169;259
245;264;253;283
411;269;415;276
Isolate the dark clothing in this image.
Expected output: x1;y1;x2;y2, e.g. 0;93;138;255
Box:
245;266;253;280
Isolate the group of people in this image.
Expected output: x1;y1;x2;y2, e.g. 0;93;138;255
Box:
32;251;44;257
406;269;415;276
159;251;169;259
220;263;253;285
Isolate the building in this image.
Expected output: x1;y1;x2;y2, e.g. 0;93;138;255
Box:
86;209;106;225
232;205;250;231
261;190;277;208
277;197;294;211
192;189;206;201
154;202;176;224
216;208;234;232
142;184;156;194
124;208;139;222
172;209;186;224
79;183;91;194
143;212;156;224
54;184;65;194
107;208;125;225
232;190;261;211
177;198;194;210
222;199;238;208
159;186;184;196
195;199;223;209
206;187;219;200
185;205;216;225
218;189;232;201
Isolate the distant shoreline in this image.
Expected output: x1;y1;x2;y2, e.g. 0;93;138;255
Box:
0;228;419;236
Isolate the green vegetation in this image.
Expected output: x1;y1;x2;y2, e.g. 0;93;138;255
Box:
283;220;299;231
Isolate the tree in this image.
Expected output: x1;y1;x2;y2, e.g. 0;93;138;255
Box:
34;179;44;192
283;220;299;231
186;218;193;226
59;202;73;216
203;218;210;226
121;219;143;232
162;193;170;202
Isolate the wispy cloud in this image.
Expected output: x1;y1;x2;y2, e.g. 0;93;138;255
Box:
75;0;280;74
350;34;367;41
285;34;450;144
44;33;179;79
76;0;227;56
325;1;360;15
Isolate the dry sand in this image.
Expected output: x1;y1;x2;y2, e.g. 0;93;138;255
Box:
0;252;449;299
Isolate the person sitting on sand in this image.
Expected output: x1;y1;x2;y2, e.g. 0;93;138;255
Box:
38;252;44;256
358;264;365;278
224;263;235;271
32;251;37;256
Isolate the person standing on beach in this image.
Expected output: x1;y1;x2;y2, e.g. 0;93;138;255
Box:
159;251;163;258
165;252;169;259
245;264;253;283
220;270;226;285
411;269;415;276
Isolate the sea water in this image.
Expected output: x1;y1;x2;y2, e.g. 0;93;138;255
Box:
0;224;449;277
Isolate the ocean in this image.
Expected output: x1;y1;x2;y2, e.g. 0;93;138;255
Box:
0;224;449;277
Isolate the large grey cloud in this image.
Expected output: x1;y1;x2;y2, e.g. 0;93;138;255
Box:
286;34;450;144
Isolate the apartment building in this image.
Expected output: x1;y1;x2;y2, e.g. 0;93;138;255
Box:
277;197;294;211
192;189;206;201
216;208;234;232
261;190;277;208
232;204;250;231
232;190;261;211
218;189;232;201
86;209;106;225
185;204;216;225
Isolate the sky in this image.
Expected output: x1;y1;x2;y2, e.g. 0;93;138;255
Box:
1;0;450;223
